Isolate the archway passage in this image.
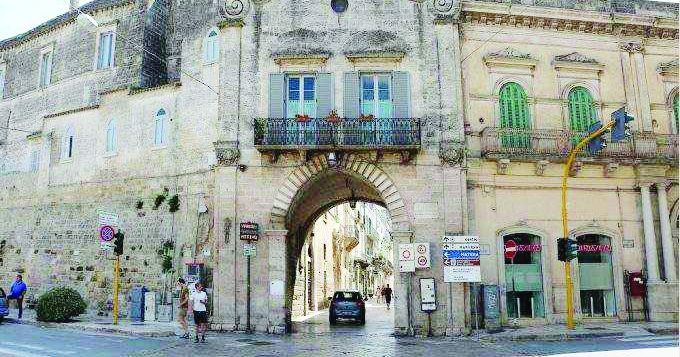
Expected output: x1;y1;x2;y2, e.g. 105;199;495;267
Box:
272;153;404;332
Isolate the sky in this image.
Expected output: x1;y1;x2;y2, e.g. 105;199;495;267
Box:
0;0;679;40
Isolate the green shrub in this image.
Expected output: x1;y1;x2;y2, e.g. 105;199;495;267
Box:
36;287;87;322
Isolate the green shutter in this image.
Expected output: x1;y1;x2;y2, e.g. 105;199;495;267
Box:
392;71;410;118
269;73;285;118
673;94;679;134
568;87;598;143
499;82;530;148
343;72;360;118
316;73;334;118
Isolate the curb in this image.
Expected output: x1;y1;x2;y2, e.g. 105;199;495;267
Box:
6;318;177;338
645;327;679;336
478;331;624;342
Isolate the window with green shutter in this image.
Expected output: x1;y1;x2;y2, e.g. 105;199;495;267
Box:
499;82;530;148
568;87;598;143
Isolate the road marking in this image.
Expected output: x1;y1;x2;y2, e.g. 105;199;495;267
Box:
1;342;76;355
638;339;679;346
0;347;52;357
619;336;678;342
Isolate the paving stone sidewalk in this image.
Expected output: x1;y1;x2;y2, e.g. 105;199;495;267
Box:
466;321;679;342
4;309;178;337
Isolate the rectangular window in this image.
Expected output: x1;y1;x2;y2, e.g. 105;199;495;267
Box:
286;75;316;118
29;149;40;172
97;32;114;69
39;51;52;87
360;74;392;118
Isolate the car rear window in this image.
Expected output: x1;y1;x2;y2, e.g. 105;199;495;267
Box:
333;292;361;301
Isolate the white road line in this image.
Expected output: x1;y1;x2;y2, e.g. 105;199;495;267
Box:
1;342;76;355
638;340;680;346
620;336;679;342
0;347;52;357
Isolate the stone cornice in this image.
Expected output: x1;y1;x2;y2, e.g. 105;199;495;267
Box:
483;47;537;69
272;54;329;67
461;2;678;39
553;52;604;72
657;59;679;76
44;105;99;119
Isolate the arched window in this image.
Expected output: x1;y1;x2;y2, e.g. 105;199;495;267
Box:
106;119;117;153
154;109;168;146
576;234;615;317
499;82;530;147
503;233;545;318
568;87;598;143
204;29;219;64
61;126;75;160
673;92;679;134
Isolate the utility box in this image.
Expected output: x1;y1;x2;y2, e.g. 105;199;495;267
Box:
129;287;148;321
483;284;501;331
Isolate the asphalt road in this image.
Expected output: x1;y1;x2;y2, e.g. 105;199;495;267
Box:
0;305;677;357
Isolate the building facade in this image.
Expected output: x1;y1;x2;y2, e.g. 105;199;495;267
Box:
0;0;676;336
462;0;679;324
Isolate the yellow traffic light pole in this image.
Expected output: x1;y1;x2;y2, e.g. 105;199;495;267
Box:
113;255;120;325
561;120;615;329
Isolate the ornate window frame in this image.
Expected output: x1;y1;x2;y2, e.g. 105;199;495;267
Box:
484;48;536;128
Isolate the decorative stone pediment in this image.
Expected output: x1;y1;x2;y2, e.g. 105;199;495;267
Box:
271;29;332;60
553;52;604;72
483;47;537;69
343;31;410;59
213;141;240;167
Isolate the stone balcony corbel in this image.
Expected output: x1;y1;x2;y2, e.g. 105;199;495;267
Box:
569;161;583;176
604;162;619;177
213;140;240;167
535;160;549;176
497;158;510;175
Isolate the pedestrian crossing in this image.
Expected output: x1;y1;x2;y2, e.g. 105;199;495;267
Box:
618;335;679;347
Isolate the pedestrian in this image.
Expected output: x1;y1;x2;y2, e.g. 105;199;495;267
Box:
7;274;26;319
383;284;392;310
176;278;190;339
191;282;208;343
375;286;381;303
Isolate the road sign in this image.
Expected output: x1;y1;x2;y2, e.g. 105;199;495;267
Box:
243;243;257;257
443;250;480;259
398;244;415;273
414;243;430;269
443;258;480;266
443;243;480;251
444;265;481;283
443;235;479;244
99;225;115;242
504;239;517;260
240;222;259;241
98;211;119;227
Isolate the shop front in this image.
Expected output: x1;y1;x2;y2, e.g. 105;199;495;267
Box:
503;233;545;320
576;234;616;317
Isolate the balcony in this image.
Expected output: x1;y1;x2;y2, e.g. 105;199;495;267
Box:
480;127;678;164
254;117;421;163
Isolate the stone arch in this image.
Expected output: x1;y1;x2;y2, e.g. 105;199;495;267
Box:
270;153;409;231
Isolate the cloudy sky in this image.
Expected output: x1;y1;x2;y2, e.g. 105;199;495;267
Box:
0;0;679;40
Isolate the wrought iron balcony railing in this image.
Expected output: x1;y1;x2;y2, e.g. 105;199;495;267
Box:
480;127;678;163
254;117;421;149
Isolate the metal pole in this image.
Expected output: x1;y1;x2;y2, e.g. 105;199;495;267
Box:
561;120;615;329
113;255;120;325
427;311;433;337
246;254;251;333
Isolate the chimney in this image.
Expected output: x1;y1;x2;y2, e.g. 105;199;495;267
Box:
70;0;79;11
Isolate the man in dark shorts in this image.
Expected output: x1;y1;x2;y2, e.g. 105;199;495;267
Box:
383;284;393;310
191;282;208;343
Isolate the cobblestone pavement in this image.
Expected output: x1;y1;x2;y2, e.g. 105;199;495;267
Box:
0;305;677;356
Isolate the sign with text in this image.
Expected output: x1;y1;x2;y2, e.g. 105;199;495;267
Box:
239;222;259;241
443;236;479;244
414;243;431;269
444;266;481;283
443;235;481;283
398;244;415;273
243;243;257;257
420;277;437;312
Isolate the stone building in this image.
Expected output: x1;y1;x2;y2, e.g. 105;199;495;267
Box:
462;0;679;325
0;0;676;336
0;0;466;335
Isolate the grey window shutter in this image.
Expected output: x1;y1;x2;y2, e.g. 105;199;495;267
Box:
392;71;411;118
316;73;334;118
343;72;360;118
269;73;285;118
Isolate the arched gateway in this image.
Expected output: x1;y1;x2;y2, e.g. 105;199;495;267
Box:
269;152;410;331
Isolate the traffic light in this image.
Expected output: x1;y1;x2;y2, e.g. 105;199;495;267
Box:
557;238;567;262
113;230;125;256
586;122;606;154
566;238;579;261
611;107;634;142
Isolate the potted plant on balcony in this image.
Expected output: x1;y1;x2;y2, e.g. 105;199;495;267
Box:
325;110;341;123
295;114;311;123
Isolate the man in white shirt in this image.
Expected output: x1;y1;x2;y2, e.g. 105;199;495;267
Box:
191;282;208;343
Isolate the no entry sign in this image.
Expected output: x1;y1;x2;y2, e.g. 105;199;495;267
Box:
504;239;517;260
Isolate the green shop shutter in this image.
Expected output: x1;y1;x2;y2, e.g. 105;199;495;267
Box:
316;73;334;118
392;71;411;118
269;73;285;118
343;72;360;118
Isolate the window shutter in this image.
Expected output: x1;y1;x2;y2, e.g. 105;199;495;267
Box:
316;73;334;118
269;73;285;118
392;71;410;118
343;72;360;118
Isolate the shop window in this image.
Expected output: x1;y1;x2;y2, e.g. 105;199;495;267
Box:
503;233;544;318
577;234;615;317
